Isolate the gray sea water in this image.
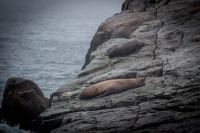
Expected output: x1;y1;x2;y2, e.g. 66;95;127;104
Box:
0;0;123;132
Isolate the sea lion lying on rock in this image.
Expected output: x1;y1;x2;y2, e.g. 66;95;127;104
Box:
79;77;146;99
107;40;145;58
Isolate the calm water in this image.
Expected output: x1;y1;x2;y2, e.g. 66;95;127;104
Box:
0;0;123;103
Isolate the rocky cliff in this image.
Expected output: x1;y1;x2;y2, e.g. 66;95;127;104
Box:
35;0;200;132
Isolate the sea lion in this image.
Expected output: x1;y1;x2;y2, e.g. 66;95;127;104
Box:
78;77;146;99
107;40;144;58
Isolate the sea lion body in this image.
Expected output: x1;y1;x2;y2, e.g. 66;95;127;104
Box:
107;40;144;58
79;77;145;99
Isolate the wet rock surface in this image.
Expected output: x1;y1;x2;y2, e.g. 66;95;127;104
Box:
37;0;200;132
1;77;49;130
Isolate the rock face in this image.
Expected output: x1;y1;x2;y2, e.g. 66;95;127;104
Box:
1;77;49;130
36;0;200;132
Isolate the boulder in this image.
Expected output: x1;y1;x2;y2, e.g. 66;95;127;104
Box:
1;77;49;130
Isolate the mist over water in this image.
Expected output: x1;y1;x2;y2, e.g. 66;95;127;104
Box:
0;0;123;105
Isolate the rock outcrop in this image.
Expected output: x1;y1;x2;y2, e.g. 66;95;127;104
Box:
1;77;49;130
35;0;200;132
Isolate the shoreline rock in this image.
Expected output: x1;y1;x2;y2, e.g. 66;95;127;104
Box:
0;77;49;130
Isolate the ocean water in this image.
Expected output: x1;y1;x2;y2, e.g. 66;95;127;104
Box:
0;0;123;132
0;0;123;101
0;123;28;133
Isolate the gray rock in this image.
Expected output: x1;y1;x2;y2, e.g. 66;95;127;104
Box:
34;0;200;132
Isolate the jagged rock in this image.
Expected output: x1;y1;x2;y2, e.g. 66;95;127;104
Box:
1;77;49;130
35;0;200;132
82;10;155;69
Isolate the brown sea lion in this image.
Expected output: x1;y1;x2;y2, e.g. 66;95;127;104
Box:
107;40;144;58
78;77;146;99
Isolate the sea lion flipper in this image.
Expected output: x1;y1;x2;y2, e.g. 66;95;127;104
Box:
94;90;111;99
